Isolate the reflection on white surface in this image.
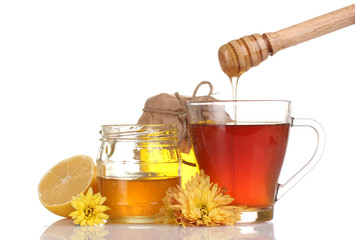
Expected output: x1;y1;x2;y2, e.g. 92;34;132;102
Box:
41;219;275;240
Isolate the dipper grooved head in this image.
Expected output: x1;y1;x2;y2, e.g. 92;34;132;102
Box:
218;34;271;78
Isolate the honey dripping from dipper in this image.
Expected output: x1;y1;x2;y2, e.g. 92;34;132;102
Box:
230;75;239;101
230;75;239;123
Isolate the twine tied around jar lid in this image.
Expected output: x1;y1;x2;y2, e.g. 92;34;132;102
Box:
138;81;216;153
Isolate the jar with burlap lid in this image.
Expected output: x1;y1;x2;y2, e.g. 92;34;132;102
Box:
138;81;217;186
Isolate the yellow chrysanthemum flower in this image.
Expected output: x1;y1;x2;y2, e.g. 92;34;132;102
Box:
69;188;110;226
155;186;181;224
155;170;242;226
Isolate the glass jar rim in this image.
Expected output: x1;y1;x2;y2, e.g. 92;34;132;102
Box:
101;123;177;128
99;124;179;141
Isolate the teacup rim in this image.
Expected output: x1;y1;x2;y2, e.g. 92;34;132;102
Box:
187;100;291;104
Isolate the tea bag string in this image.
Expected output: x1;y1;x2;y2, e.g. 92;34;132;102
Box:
191;81;213;100
141;81;213;146
178;81;213;146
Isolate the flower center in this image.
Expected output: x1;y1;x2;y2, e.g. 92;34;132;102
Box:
199;206;208;219
84;207;95;218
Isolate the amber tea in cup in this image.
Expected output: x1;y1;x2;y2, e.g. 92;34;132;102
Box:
187;100;325;222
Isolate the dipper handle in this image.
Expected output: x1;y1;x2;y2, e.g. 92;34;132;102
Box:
218;4;355;78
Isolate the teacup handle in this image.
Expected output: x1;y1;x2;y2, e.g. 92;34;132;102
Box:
276;118;326;201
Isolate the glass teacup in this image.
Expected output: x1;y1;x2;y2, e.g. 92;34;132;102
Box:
187;100;325;222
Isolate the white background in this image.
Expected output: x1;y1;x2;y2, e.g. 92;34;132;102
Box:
1;0;354;239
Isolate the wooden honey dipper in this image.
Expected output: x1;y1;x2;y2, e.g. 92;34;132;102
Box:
218;4;355;78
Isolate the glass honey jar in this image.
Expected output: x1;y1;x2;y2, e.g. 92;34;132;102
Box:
96;124;181;223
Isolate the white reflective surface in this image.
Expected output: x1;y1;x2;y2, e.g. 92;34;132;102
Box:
40;219;275;240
